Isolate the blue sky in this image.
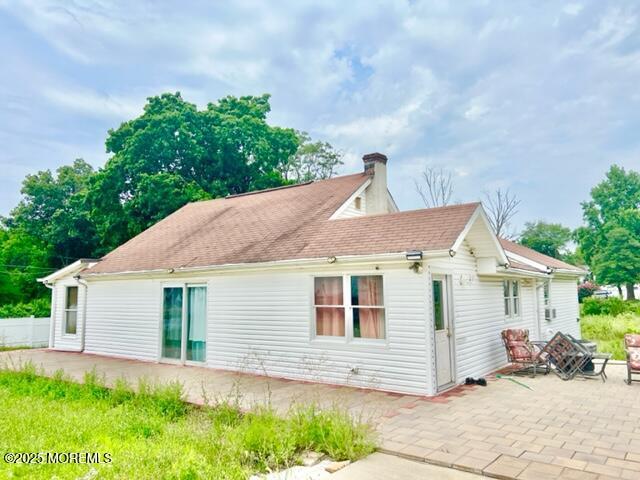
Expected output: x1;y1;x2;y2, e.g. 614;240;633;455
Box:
1;1;640;233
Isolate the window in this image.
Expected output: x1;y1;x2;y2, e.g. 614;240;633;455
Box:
314;275;385;340
354;197;362;210
543;280;555;321
432;280;445;331
543;280;550;308
314;277;345;336
64;286;78;335
503;280;520;318
351;276;385;339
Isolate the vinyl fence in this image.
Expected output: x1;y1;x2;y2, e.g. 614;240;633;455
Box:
0;317;50;348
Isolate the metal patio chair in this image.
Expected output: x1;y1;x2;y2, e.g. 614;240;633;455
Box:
624;334;640;385
542;332;610;382
501;328;550;377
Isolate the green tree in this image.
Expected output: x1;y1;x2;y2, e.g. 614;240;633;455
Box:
89;92;299;251
591;227;640;294
0;227;52;304
519;221;572;259
576;165;640;299
8;158;97;266
282;131;344;182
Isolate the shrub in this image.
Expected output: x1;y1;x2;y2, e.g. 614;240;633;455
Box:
289;404;376;461
581;313;640;360
0;297;51;318
581;297;628;316
578;281;598;303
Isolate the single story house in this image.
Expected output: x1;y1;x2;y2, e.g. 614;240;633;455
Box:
40;153;585;396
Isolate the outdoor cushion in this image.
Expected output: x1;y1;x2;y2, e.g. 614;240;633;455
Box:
506;342;532;360
625;335;640;372
629;349;640;371
625;334;640;348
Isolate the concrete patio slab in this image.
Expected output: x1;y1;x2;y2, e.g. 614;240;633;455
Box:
3;349;640;480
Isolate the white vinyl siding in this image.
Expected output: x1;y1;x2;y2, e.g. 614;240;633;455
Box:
542;278;580;340
83;279;160;361
428;244;538;386
207;267;429;395
336;194;367;218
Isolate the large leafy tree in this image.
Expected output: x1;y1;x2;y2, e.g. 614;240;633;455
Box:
282;131;344;182
89;92;299;251
576;165;640;299
519;221;572;259
8;158;97;266
591;227;640;292
0;227;52;304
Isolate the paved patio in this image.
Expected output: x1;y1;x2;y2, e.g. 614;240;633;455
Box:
2;349;640;480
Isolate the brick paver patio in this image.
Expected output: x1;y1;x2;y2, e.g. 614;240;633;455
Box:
2;349;640;479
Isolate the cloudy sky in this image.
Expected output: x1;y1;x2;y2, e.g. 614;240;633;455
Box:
1;1;640;232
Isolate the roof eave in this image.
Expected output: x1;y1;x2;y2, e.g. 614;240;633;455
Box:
81;249;452;280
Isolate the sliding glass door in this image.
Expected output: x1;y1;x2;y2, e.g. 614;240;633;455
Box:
162;287;183;359
186;286;206;362
162;285;207;363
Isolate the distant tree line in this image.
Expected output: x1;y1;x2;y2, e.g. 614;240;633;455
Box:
0;93;343;310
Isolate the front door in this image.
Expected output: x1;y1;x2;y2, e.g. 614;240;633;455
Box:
432;276;454;389
162;285;207;363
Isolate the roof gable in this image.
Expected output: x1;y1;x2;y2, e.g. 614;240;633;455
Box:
500;238;585;274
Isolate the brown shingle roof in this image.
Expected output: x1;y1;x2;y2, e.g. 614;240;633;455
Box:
87;173;480;275
500;238;583;273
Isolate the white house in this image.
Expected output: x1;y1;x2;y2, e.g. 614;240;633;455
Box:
40;153;585;396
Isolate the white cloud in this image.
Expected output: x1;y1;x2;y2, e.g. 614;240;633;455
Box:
563;4;584;16
41;87;143;120
1;0;640;231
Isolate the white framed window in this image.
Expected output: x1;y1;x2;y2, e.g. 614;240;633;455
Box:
543;280;550;308
64;286;78;335
543;280;556;321
503;280;520;319
313;275;385;341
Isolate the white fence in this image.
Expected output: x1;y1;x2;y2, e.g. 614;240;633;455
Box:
0;317;50;348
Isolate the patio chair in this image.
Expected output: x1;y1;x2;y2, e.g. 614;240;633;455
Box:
501;329;550;377
624;334;640;385
542;332;610;382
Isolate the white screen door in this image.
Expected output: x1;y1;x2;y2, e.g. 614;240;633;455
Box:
432;276;454;388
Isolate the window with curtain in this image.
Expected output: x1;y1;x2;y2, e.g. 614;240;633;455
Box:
314;275;385;340
351;276;385;339
503;280;520;318
314;277;345;336
64;286;78;335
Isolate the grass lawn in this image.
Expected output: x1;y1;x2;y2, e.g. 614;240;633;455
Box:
0;346;33;352
0;364;375;479
581;312;640;360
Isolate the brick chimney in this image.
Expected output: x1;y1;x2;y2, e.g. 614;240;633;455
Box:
363;152;388;215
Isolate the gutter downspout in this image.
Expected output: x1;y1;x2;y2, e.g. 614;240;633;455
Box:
44;281;55;349
74;276;89;352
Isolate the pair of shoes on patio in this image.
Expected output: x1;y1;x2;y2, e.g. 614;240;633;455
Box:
465;377;487;387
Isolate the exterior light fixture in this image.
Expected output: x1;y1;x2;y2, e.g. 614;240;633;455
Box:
449;249;457;257
327;256;337;264
405;250;423;261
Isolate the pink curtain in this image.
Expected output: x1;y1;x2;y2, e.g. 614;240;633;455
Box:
357;276;384;339
315;277;344;336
